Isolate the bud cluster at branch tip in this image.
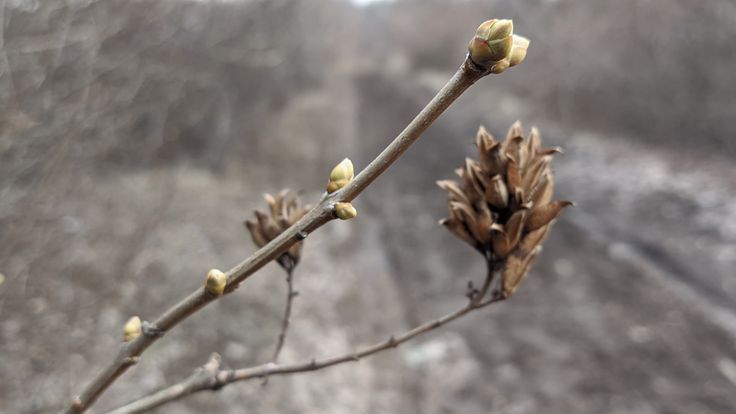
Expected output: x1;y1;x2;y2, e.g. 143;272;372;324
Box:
468;19;530;73
204;268;227;296
123;316;142;342
438;122;572;297
334;202;357;220
326;158;354;193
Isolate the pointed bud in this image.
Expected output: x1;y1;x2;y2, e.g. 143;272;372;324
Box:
519;224;551;255
503;246;541;297
437;179;472;205
525;200;573;231
245;219;268;248
485;175;509;209
476;126;496;151
334;202;357;220
205;268;227;296
505;155;523;197
327;158;354;193
440;218;478;248
479;141;506;176
529;173;554;207
505;209;528;251
490;224;512;257
123;316;142;342
468;19;515;69
509;35;530;67
505;120;524;143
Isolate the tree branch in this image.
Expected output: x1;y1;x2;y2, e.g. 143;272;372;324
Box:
108;290;505;414
271;266;296;363
66;57;490;414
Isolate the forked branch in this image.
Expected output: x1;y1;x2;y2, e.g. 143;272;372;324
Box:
67;18;530;413
109;274;505;414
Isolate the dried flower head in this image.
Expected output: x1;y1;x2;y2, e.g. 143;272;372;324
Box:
438;122;571;297
245;190;310;271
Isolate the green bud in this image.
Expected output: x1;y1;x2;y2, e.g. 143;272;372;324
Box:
327;158;354;193
509;35;530;67
205;268;227;296
490;58;511;74
334;202;357;220
468;19;514;69
123;316;142;342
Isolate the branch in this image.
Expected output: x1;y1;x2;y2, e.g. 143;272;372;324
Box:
67;56;490;413
271;266;296;363
108;292;505;414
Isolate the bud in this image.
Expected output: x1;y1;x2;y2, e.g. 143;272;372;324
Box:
509;35;530;67
468;19;514;69
326;158;355;193
123;316;142;342
205;268;227;296
334;202;357;220
490;58;511;74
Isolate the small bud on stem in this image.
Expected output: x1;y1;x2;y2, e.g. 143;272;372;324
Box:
326;158;354;193
204;269;227;296
123;316;142;342
334;202;357;220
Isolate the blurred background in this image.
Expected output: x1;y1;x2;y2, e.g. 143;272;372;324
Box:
1;0;735;412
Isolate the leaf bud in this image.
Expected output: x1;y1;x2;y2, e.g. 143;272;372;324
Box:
334;202;357;220
326;158;354;193
204;268;227;296
123;316;142;342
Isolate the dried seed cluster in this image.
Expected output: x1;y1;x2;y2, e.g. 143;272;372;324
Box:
245;190;310;271
438;122;571;297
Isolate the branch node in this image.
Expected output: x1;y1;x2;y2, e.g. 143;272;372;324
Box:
141;321;166;338
122;356;140;366
310;359;317;368
296;230;308;240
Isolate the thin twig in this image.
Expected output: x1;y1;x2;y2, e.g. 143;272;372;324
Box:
67;57;489;414
108;291;505;414
271;266;296;363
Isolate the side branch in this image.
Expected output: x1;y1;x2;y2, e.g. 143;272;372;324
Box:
67;58;488;414
271;266;296;363
109;294;504;414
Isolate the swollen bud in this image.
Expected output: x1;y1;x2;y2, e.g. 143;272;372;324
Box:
468;19;514;69
326;158;354;193
205;268;227;296
123;316;142;342
334;202;357;220
509;35;530;67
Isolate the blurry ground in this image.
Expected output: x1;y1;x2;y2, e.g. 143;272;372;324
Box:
1;0;735;413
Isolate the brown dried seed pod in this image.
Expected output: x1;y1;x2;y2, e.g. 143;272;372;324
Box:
438;122;571;297
245;190;310;270
485;175;509;210
502;246;542;297
525;200;573;232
